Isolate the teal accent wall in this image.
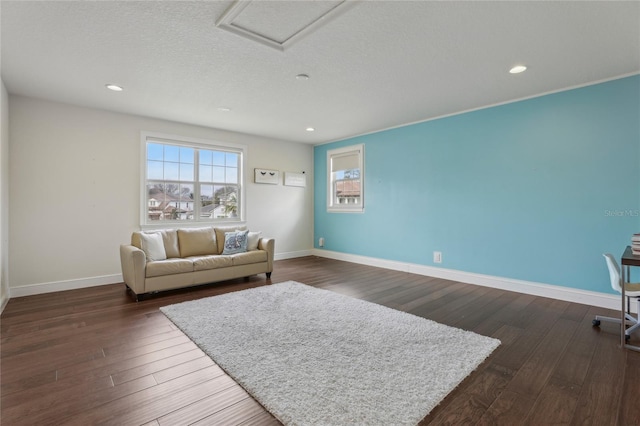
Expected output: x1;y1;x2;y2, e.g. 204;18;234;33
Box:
314;75;640;294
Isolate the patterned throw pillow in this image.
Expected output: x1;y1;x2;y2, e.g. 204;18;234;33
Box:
222;230;249;255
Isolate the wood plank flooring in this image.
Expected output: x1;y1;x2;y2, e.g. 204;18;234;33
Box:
2;256;639;425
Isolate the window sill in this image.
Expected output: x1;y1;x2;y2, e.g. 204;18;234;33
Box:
140;220;246;230
327;208;364;214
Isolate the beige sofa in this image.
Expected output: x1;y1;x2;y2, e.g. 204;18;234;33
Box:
120;226;274;301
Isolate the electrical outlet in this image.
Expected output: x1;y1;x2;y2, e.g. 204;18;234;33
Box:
319;237;325;247
433;251;442;264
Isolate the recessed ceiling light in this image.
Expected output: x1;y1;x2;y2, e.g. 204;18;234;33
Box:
306;127;315;132
509;65;527;74
105;84;123;91
217;107;232;112
296;74;310;81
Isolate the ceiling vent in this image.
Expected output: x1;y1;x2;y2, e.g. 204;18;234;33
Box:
216;0;355;51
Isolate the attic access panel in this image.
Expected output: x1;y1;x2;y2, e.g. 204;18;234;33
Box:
216;0;355;51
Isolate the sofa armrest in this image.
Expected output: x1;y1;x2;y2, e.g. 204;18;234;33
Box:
258;238;275;272
120;244;146;294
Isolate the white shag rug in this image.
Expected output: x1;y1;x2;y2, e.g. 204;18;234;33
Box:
160;281;500;425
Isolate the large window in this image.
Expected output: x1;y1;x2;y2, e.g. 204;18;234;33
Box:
141;132;245;225
327;144;364;213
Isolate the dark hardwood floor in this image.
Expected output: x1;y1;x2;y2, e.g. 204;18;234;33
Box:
1;256;639;425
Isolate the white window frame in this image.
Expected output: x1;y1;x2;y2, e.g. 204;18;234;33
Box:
327;144;364;213
140;131;247;227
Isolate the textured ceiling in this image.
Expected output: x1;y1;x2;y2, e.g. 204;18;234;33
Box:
1;1;639;144
218;0;350;47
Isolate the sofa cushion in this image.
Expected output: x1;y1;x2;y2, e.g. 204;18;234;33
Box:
190;255;233;271
139;232;167;261
146;258;194;278
178;227;217;257
214;226;247;254
222;230;249;255
132;230;182;258
231;250;267;266
247;231;262;251
160;229;181;258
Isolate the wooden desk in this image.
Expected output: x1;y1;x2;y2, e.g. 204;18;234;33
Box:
621;246;640;351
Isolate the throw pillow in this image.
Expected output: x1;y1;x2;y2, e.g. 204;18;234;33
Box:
247;231;262;251
215;226;247;254
222;230;249;255
140;232;167;261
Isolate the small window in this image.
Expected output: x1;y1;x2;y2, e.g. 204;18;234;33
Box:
327;144;364;213
141;132;246;225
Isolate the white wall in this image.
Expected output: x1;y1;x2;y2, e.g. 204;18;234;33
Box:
0;81;9;309
9;95;313;295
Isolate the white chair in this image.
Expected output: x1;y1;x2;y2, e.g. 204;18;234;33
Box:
593;253;640;341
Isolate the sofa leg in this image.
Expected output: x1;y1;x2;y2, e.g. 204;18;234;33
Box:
266;272;272;279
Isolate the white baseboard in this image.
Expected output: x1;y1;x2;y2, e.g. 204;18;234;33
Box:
7;249;630;316
9;274;123;298
275;250;314;261
0;293;8;314
312;249;635;314
6;250;313;299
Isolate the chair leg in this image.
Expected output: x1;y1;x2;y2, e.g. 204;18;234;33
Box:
624;297;640;337
626;322;640;334
594;315;624;325
593;309;636;327
614;297;640;339
593;297;640;337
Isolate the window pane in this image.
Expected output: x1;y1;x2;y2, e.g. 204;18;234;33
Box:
147;183;167;221
199;164;213;182
147;160;164;180
164;145;180;162
163;183;194;221
164;162;179;180
179;163;194;181
345;168;360;179
334;178;361;204
180;147;194;163
200;184;215;218
213;166;225;182
212;151;225;166
146;183;194;221
147;143;164;161
226;152;238;166
224;189;239;218
201;184;214;199
226;167;238;184
180;184;194;200
200;150;213;165
211;185;239;219
159;183;179;197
